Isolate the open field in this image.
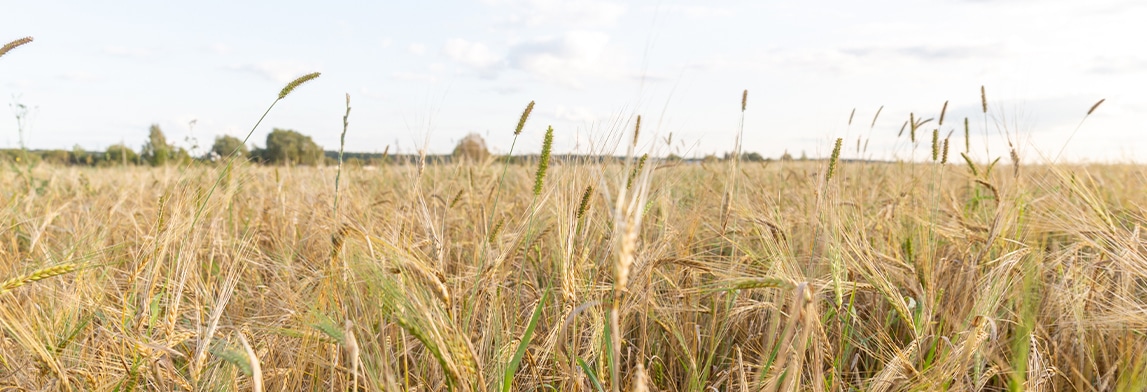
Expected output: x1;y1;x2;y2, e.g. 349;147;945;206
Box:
2;156;1147;391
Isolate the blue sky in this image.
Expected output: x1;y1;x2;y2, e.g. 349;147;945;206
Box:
2;0;1145;161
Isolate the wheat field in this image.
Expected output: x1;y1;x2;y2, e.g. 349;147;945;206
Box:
3;150;1147;391
5;35;1147;392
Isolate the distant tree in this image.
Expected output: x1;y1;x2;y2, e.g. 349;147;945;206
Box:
262;128;322;165
41;150;69;165
171;147;192;165
71;145;92;166
141;124;171;166
452;133;489;162
742;152;765;162
779;150;793;161
210;135;249;159
105;143;140;166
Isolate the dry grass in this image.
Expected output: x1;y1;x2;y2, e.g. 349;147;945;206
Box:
1;153;1146;391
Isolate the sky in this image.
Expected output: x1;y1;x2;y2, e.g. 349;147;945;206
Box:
2;0;1146;162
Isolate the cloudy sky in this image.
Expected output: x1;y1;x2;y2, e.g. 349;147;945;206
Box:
1;0;1145;162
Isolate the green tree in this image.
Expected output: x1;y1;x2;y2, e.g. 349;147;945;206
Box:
210;135;249;159
71;145;91;166
262;128;322;165
40;150;69;165
105;143;139;166
141;124;171;166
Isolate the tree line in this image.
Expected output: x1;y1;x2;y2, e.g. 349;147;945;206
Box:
1;125;328;167
3;125;786;167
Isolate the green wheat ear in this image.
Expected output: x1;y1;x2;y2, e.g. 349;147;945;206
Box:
0;36;34;59
533;126;554;196
279;72;322;100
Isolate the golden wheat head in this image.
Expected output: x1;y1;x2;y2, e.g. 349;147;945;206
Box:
0;263;80;295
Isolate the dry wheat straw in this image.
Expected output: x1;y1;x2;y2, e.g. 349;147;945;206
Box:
236;331;263;392
741;89;748;112
975;179;999;200
0;37;33;59
633;363;650;392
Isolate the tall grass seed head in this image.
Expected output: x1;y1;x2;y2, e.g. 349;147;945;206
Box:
533;126;554;196
576;185;594;220
942;138;950;164
981;85;988;113
0;36;34;59
278;72;321;100
515;101;535;135
931;129;940;161
633;115;642;147
826;138;842;181
1088;98;1105;115
939;100;949;126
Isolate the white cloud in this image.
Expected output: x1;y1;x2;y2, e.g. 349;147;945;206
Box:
507;31;614;88
656;4;733;18
102;46;151;59
207;43;231;55
228;61;318;83
553;105;598;123
485;0;626;27
1088;56;1147;75
390;71;438;83
380;37;393;48
443;39;502;76
57;71;99;82
407;43;426;56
